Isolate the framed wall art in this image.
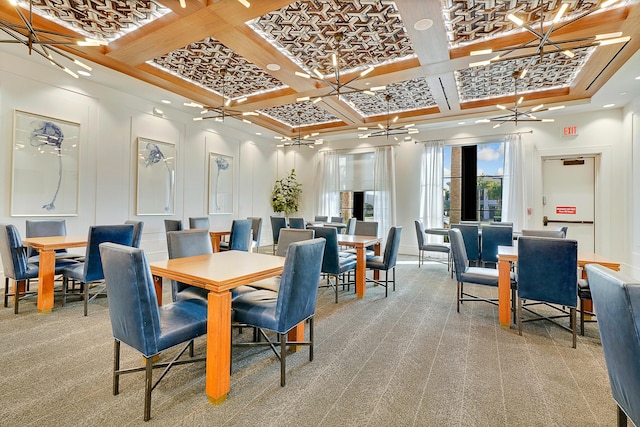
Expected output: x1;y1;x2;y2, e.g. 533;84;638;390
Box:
136;137;176;215
11;110;80;216
208;153;233;214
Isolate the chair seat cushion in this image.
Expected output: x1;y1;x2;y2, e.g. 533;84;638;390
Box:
338;251;356;259
218;241;230;251
176;285;209;302
156;299;208;355
460;267;516;287
62;262;88;282
248;277;281;292
344;248;376;259
578;278;591;299
420;243;450;253
231;285;258;300
232;290;279;332
338;257;357;274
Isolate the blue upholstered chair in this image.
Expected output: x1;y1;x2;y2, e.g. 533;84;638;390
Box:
311;226;356;303
330;216;344;224
345;220;378;259
219;219;252;252
188;216;210;229
521;229;565;238
25;219;83;262
288;217;306;229
449;228;516;317
365;226;402;297
555;226;569;238
99;242;207;422
480;224;513;265
451;223;480;266
414;220;450;270
248;217;263;252
166;230;212;303
232;238;326;386
345;217;357;235
62;225;134;316
0;224;39;314
516;236;578;348
314;215;328;222
270;216;288;255
124;220;144;248
586;264;640;427
164;219;183;233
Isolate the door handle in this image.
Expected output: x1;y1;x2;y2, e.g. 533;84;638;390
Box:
543;216;548;226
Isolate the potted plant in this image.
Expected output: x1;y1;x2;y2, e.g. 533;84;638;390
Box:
271;169;302;217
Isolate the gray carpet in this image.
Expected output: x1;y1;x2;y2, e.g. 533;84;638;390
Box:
0;256;617;426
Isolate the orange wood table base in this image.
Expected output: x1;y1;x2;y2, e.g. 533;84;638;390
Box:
336;234;382;299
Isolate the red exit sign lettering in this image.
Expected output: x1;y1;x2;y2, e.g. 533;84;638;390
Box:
563;126;578;136
556;206;576;215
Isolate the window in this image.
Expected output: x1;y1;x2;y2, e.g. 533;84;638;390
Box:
443;142;505;224
339;152;374;220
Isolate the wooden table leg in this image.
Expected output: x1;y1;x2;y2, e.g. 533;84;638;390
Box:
373;242;381;281
152;275;163;306
497;258;511;328
36;249;56;313
287;322;305;352
206;290;231;405
211;235;221;253
355;246;366;298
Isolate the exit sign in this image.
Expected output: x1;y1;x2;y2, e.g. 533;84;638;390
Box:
563;126;578;136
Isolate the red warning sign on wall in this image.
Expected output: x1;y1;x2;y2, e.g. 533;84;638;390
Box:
556;206;577;215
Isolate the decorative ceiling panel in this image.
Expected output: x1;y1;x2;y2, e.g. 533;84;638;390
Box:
259;101;340;128
343;77;437;117
21;0;169;41
150;37;287;100
249;0;415;76
442;0;605;48
456;47;593;102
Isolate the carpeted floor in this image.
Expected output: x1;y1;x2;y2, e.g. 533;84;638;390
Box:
0;256;616;426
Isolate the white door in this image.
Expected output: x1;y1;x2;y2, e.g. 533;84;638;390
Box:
542;157;595;252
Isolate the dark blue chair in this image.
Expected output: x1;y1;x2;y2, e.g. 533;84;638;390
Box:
288;217;306;229
451;223;480;265
124;220;144;248
0;224;39;314
516;236;578;348
188;216;210;229
414;220;450;270
449;228;516;317
99;242;207;422
164;219;183;233
25;219;83;262
345;217;357;235
62;224;134;316
311;226;356;303
248;217;263;251
167;230;212;302
219;219;252;252
345;220;378;259
232;238;326;386
314;215;328;222
480;224;513;265
365;226;402;297
521;229;565;238
330;216;344;224
270;216;288;254
586;264;640;427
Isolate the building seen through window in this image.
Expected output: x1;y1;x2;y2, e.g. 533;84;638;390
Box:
338;152;375;220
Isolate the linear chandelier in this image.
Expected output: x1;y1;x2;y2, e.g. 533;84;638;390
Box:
358;94;419;140
475;70;564;128
186;69;258;124
469;0;630;72
0;0;106;78
295;32;386;104
275;112;324;148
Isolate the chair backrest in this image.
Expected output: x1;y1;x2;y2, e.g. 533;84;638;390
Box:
248;217;263;246
555;226;569;238
167;230;213;300
414;219;425;248
330;216;344;224
25;219;68;257
0;224;32;281
450;223;479;261
82;225;135;283
517;236;578;307
124;220;144;248
460;220;479;225
345;217;357;235
273;238;326;333
521;229;565;238
276;229;315;257
228;219;252;251
309;226;340;275
314;215;328;222
586;264;640;425
354;220;378;237
449;228;470;281
381;226;403;269
480;224;513;264
188;217;210;229
288;217;306;229
99;243;162;357
270;216;288;243
490;221;513;227
164;219;183;233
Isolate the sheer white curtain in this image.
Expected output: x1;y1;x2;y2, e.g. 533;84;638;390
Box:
373;146;396;240
420;141;444;243
502;134;526;231
317;150;341;218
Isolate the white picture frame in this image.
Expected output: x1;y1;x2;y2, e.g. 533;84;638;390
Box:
136;137;176;215
208;153;233;214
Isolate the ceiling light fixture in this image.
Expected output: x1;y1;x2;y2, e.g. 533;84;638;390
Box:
294;32;386;104
358;94;419;141
178;0;186;8
0;0;107;78
274;112;324;148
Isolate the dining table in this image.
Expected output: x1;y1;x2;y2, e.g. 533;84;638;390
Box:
209;230;231;252
497;243;621;328
336;234;382;298
22;235;88;313
149;250;286;404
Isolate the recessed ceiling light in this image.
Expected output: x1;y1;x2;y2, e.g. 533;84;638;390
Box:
603;103;615;108
77;70;91;77
458;121;466;125
620;91;628;96
266;63;281;71
161;99;171;104
636;76;640;80
256;132;262;135
414;18;434;31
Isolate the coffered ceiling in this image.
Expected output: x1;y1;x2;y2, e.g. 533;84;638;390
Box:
1;0;638;139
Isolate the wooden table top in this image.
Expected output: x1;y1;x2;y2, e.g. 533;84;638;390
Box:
149;250;285;293
498;243;620;270
22;235;88;250
337;234;382;247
